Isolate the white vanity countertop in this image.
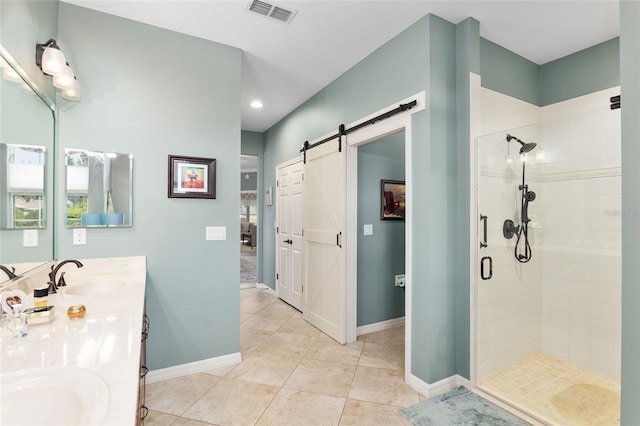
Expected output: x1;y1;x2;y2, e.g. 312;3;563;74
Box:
0;256;146;426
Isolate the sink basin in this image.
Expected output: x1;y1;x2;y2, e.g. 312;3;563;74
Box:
1;366;109;425
62;279;127;296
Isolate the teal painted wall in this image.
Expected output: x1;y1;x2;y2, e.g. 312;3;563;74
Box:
480;37;540;105
620;1;640;424
540;38;620;105
56;3;242;370
455;17;480;380
480;36;620;108
241;130;263;283
357;132;405;327
0;0;59;100
263;14;462;384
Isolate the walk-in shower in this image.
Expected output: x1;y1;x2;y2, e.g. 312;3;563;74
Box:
503;134;537;263
475;88;621;425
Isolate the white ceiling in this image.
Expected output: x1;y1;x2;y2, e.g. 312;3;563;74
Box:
62;0;620;132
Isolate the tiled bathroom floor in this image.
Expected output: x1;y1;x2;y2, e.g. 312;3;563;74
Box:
144;287;416;425
480;353;620;426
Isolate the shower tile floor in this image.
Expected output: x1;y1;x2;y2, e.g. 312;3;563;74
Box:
480;353;620;426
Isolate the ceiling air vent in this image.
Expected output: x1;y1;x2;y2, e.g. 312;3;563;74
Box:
247;0;297;24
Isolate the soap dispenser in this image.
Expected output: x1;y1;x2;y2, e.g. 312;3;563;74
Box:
8;304;27;338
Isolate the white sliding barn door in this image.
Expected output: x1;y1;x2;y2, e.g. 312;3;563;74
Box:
303;139;346;344
275;160;304;311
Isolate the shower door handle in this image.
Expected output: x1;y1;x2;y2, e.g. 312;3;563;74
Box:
480;214;488;248
481;256;492;280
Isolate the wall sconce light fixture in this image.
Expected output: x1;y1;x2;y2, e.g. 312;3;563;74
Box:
35;39;80;101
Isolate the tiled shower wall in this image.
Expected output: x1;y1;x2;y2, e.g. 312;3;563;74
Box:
477;87;621;381
538;87;621;380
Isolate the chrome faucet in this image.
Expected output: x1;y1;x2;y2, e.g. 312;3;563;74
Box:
0;265;18;280
47;260;83;293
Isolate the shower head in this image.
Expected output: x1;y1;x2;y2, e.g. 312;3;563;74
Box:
506;134;537;154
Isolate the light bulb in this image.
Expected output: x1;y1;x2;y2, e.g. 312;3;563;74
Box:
53;65;75;90
250;100;263;108
506;157;513;165
41;46;67;76
62;83;81;102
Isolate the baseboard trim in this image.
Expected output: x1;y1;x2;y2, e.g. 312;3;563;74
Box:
147;352;242;384
356;317;405;336
406;373;469;398
256;282;276;296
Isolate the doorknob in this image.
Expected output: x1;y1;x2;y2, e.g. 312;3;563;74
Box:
283;239;292;244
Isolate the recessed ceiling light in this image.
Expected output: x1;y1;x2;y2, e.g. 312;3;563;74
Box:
250;100;263;109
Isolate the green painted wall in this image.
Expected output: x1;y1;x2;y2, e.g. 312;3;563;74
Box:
455;17;480;380
620;1;640;424
357;132;405;327
0;0;59;100
540;38;620;105
56;3;242;370
480;36;620;108
263;14;462;384
480;37;540;106
241;130;263;283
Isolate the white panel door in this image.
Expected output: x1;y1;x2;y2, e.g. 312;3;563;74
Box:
303;139;346;344
275;160;304;311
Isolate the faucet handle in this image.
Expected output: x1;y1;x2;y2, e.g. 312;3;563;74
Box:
57;272;67;288
47;280;58;294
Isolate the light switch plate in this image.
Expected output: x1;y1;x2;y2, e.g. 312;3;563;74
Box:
363;224;373;236
23;229;38;247
206;226;227;241
73;228;87;245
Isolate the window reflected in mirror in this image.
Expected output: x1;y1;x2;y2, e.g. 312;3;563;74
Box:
1;144;46;229
65;149;133;228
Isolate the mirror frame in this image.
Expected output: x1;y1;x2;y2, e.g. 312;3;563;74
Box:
0;44;56;281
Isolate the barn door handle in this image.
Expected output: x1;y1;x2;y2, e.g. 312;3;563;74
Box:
481;256;492;280
336;232;342;248
480;214;488;248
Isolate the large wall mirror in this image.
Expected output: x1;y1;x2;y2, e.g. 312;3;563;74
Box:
0;45;55;283
65;149;133;227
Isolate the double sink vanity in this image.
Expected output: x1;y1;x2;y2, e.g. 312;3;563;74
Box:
1;256;147;425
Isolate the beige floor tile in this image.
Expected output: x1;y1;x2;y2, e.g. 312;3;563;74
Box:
255;332;315;357
182;378;279;425
358;342;404;371
226;351;302;387
305;333;364;365
241;300;275;314
145;373;221;416
348;366;420;408
242;313;290;332
258;300;300;317
256;388;346;426
338;399;410;425
240;327;273;353
240;311;253;323
203;364;237;377
360;326;405;346
284;357;357;398
278;317;323;337
144;410;178;425
172;417;216;425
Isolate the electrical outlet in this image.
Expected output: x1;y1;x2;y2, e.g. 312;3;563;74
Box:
23;229;38;247
394;274;406;288
73;228;87;245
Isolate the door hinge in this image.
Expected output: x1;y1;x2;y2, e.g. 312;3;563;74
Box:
302;229;304;237
276;273;279;280
277;180;279;187
277;226;279;234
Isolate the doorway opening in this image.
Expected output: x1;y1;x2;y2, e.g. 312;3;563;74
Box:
240;154;258;288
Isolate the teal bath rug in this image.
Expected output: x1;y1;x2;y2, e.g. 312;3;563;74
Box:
400;387;529;426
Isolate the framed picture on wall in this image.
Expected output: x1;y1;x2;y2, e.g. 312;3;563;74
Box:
168;155;216;199
381;179;405;220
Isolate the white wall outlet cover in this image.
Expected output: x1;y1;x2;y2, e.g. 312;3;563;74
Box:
73;228;87;245
23;229;38;247
363;224;373;236
206;226;227;241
